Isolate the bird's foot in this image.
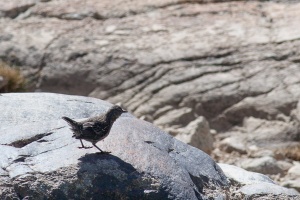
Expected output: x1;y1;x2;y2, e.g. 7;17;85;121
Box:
78;146;93;149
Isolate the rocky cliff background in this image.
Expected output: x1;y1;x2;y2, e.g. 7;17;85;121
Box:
0;0;300;194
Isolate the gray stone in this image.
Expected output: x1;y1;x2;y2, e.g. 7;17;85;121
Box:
277;160;294;172
155;107;194;128
249;149;275;158
218;163;275;185
1;0;300;195
1;1;300;133
240;156;283;175
175;116;214;154
6;163;34;178
219;136;247;154
0;166;8;176
0;0;35;18
0;93;229;199
288;164;300;177
219;163;300;198
238;182;299;197
282;179;300;192
242;117;299;148
291;101;300;123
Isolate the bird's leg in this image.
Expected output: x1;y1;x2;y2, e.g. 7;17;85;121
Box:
78;139;92;149
79;139;84;148
93;143;110;154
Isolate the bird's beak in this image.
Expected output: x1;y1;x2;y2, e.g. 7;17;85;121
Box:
122;108;128;113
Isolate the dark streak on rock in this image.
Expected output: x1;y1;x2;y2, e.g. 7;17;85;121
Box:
144;140;154;144
188;173;205;194
66;99;94;104
9;132;53;148
67;52;88;61
1;3;35;19
13;155;30;163
167;148;174;153
37;139;48;143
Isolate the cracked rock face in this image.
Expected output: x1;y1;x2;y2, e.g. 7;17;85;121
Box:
1;0;300;196
0;93;229;199
1;1;300;134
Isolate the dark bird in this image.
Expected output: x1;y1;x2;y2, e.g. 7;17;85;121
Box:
62;105;127;153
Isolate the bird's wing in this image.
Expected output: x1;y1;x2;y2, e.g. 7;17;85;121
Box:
92;121;110;135
82;121;109;136
76;122;98;140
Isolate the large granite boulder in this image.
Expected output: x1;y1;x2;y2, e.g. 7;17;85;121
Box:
1;0;300;161
218;164;299;199
1;0;300;192
0;93;229;199
0;93;299;200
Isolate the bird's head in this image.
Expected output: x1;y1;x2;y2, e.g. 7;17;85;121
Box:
106;105;127;121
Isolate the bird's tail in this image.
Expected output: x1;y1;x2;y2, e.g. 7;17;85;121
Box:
62;116;80;130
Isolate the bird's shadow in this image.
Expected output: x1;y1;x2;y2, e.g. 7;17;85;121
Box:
77;153;143;182
78;153;129;170
75;153;168;199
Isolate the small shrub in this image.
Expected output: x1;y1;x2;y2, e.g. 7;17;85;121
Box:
275;143;300;161
0;61;26;92
283;144;300;161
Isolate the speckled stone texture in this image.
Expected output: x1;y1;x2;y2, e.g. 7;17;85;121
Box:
0;93;228;199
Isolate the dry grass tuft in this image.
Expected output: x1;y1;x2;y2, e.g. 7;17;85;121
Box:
0;61;26;92
275;143;300;161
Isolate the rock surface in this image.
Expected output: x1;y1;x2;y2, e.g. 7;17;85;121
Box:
240;156;283;175
238;183;299;199
280;162;300;192
0;93;299;200
218;163;275;185
218;163;299;199
174;116;214;154
0;93;230;199
288;164;300;178
1;0;300;131
282;179;300;193
1;0;300;193
219;136;247;154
